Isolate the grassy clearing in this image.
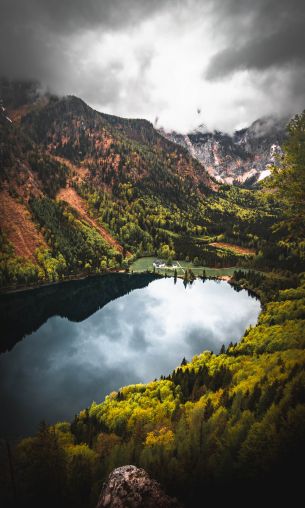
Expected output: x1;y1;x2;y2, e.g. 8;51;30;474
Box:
129;256;240;277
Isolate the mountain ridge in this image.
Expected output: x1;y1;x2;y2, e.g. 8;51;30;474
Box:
159;115;289;186
1;81;223;287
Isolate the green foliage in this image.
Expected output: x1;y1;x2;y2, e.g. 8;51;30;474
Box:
0;197;123;287
266;111;305;243
15;422;67;508
0;231;39;286
232;269;299;303
264;112;305;268
8;422;98;508
28;150;68;197
29;197;119;273
35;247;67;281
78;181;277;268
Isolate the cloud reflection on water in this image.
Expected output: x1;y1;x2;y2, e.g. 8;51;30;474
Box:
0;278;260;438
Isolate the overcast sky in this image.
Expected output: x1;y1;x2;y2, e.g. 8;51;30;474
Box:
1;0;304;132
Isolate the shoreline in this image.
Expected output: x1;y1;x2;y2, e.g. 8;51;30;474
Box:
0;267;249;297
1;255;258;296
0;270;124;296
0;269;167;296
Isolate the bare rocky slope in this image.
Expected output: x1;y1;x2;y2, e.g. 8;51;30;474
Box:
159;115;289;186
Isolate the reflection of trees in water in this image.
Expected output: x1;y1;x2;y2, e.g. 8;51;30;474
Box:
0;273;159;353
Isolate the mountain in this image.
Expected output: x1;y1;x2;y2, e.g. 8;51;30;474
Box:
0;83;214;200
0;80;286;291
159;116;289;186
0;80;221;288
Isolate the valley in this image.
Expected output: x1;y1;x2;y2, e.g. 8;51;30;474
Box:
0;84;282;291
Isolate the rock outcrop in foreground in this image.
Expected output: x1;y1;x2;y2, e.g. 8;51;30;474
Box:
97;465;181;508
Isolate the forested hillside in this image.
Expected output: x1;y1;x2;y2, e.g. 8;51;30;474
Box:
1;81;293;289
1;241;304;507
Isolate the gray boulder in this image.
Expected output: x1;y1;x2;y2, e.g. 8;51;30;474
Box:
97;465;182;508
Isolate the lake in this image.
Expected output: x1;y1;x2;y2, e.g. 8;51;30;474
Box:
0;274;261;438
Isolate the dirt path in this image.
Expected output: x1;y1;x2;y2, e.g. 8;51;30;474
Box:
176;261;185;273
210;242;255;256
0;191;47;260
56;187;125;254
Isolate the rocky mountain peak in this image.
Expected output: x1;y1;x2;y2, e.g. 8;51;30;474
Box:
159;115;289;186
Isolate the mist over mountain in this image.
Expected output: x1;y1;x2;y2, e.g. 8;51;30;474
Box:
0;77;291;191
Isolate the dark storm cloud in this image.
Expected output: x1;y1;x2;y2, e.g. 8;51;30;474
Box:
205;0;305;80
0;0;175;81
0;0;304;131
1;0;175;34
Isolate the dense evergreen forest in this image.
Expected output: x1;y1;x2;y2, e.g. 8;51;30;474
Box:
0;90;304;508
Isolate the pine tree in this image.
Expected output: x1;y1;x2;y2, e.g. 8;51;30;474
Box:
219;344;226;355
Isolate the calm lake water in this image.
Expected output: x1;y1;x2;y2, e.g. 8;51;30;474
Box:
0;274;261;438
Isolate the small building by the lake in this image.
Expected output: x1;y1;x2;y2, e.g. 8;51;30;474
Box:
153;260;166;268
